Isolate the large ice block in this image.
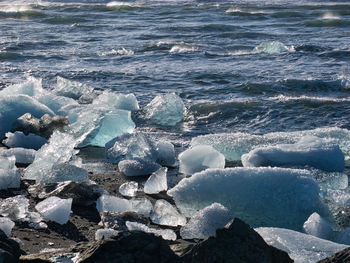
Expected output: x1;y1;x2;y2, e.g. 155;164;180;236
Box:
255;227;347;263
180;203;232;239
178;145;225;175
93;91;139;111
191;127;350;162
125;221;177;241
168;167;329;230
143;93;185;126
0;156;15;170
0;77;43;97
150;199;186;227
242;136;345;172
118;158;161;177
35;196;72;225
0;95;54;139
144;167;168;194
0;148;36;164
3;132;47;150
0;169;21;190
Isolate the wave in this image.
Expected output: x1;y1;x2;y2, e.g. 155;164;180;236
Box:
225;8;267;15
169;43;198;53
100;48;134;56
271;95;350;103
106;1;142;10
322;12;341;20
0;4;45;18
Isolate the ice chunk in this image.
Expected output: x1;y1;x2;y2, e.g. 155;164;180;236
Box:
242;136;345;172
54;76;94;100
179;145;225;175
150;199;186;227
144;167;168;194
155;141;176;166
36;164;89;184
180;203;232;240
24;131;77;181
0;95;54;139
35;196;72;224
96;195;153;217
93;91;139;111
0;169;21;190
168;167;329;230
0;77;43;97
0;217;15;237
254;41;293;54
0;195;29;220
303;212;334;240
0;148;36;164
95;228;119;240
119;181;138;197
191;127;350;162
3;132;47;150
105;132;157;164
143;93;185;126
126;221;177;241
36;93;78;114
255;227;347;263
118;158;161;177
0;156;16;170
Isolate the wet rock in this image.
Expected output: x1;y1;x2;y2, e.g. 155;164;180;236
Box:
317;247;350;263
11;113;69;138
0;229;21;263
77;231;180;263
181;218;293;263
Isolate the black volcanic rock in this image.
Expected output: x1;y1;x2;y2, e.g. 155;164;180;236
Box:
317;247;350;263
0;229;21;263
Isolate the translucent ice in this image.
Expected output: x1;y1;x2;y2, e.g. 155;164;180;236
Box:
150;199;186;227
36;163;89;184
24;131;77;181
0;156;15;170
180;203;232;240
3;132;47;150
155;141;176;166
0;95;54;139
119;181;138;197
125;221;177;241
179;145;225;175
0;77;44;97
93;91;139;111
0;217;15;237
96;195;153;217
242;136;345;172
36;93;78;114
168;167;329;230
35;196;72;225
144;167;168;194
191;127;350;162
118;158;161;177
255;227;347;263
95;228;119;240
0;195;29;220
254;41;293;54
54;76;94;100
303;212;334;240
0;148;36;164
143;93;185;126
0;169;21;190
105;132;157;164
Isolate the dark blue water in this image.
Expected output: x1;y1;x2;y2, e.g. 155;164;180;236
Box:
0;0;349;137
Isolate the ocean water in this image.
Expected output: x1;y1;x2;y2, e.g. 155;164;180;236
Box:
0;0;349;138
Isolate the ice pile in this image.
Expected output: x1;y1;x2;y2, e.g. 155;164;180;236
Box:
179;145;225;175
0;217;15;237
168;167;329;230
191;127;350;162
0;156;21;190
119;181;138;197
143;93;185;126
242;136;345;172
3;132;47;150
0;148;36;164
150;199;186;227
96;195;153;217
35;196;72;225
180;203;233;240
95;228;119;240
93;91;139;111
144;167;168;194
126;221;177;241
256;227;347;263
